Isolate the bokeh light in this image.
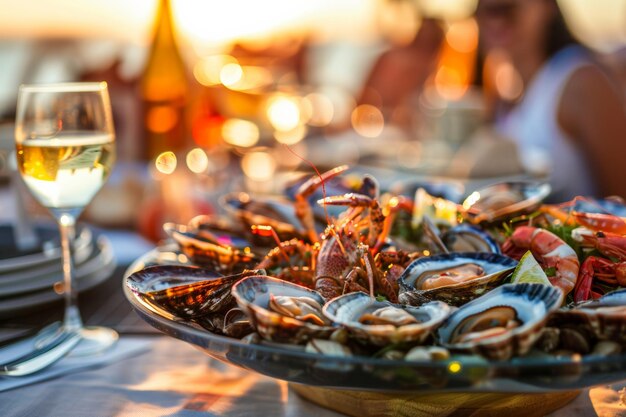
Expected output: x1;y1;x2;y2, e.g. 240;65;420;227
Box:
220;63;244;87
495;61;524;101
303;92;334;127
433;18;478;101
378;0;420;45
226;66;274;91
241;151;277;181
194;55;238;86
146;105;178;133
273;124;308;145
266;95;301;131
434;65;468;101
155;151;177;174
186;148;209;173
445;19;478;53
222;118;260;147
351;104;384;137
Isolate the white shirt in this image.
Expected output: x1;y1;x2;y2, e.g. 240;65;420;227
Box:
495;46;597;202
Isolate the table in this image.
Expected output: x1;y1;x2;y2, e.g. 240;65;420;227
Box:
1;334;626;417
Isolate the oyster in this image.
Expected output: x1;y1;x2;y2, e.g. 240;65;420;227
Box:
461;181;551;224
268;294;329;326
549;289;626;343
323;292;451;346
437;283;563;360
442;225;501;254
404;346;450;361
126;265;262;318
399;252;517;306
232;275;334;344
305;339;352;357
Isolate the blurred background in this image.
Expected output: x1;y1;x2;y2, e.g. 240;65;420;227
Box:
0;0;624;240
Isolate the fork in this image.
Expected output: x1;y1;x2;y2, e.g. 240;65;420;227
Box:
0;329;81;377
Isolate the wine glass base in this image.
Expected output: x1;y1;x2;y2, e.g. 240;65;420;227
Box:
70;326;119;357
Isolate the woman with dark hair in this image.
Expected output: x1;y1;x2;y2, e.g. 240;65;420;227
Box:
476;0;626;200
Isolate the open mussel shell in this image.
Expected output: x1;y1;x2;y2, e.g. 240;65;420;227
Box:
437;283;564;360
232;275;334;344
398;253;517;306
441;225;501;254
550;289;626;343
323;292;451;346
164;222;259;273
126;265;263;319
220;192;306;242
461;181;551;224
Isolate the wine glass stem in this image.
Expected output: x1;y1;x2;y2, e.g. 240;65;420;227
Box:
59;214;83;332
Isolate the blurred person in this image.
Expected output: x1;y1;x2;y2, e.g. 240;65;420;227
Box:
476;0;626;200
358;18;445;128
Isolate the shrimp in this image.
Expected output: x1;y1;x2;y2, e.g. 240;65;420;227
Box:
502;226;580;295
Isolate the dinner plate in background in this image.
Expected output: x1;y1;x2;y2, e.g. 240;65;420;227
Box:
0;234;116;319
0;230;93;288
0;231;111;297
0;224;92;274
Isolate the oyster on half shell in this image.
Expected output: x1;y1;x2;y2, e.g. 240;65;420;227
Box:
399;252;517;306
441;225;501;254
437;283;563;360
232;275;334;344
323;292;451;346
548;288;626;343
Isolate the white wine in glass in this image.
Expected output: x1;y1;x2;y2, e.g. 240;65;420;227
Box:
15;82;118;350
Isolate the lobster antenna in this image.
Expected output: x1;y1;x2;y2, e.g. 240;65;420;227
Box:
283;144;331;228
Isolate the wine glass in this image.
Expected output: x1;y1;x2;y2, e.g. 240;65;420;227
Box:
15;82;118;350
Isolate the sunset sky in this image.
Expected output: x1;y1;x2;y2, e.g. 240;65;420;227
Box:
0;0;623;52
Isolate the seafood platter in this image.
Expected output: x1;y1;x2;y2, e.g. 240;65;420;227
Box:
125;165;626;392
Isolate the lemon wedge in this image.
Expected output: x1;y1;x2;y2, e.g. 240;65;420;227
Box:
510;251;552;286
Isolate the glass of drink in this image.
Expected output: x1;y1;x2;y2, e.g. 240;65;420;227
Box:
15;82;118;350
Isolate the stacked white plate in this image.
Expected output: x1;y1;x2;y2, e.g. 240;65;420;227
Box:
0;223;116;318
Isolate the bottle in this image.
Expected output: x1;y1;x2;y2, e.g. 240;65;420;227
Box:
140;0;188;161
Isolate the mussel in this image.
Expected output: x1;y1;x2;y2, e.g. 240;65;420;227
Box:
220;192;306;242
126;265;263;318
164;222;259;273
